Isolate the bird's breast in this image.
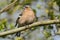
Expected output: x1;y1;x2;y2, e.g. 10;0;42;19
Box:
18;9;35;25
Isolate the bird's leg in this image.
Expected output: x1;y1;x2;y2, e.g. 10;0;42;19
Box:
26;24;33;32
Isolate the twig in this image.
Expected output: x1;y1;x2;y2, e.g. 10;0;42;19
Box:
0;0;17;13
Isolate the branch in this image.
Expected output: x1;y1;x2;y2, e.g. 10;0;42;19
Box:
0;19;60;37
0;0;17;13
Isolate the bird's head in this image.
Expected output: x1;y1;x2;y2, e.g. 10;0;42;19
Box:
24;5;31;10
25;5;30;8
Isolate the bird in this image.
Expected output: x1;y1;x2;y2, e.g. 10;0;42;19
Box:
15;5;36;37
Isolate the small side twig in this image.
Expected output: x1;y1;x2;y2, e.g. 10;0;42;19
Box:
0;0;17;13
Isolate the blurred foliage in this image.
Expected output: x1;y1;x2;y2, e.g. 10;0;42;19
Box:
48;1;54;9
0;19;7;31
45;9;49;13
0;18;15;31
7;0;19;14
15;37;24;40
22;0;32;5
0;24;4;31
43;30;51;38
11;5;20;14
54;0;60;6
0;1;7;9
44;25;53;30
9;23;15;29
32;9;36;14
47;37;54;40
37;4;41;9
46;0;55;20
58;15;60;19
41;0;44;2
54;0;60;11
48;10;55;20
7;0;36;14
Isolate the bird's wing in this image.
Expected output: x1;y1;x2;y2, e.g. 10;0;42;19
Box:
15;16;21;27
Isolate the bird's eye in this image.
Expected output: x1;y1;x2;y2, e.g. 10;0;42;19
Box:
25;6;28;8
23;6;28;9
23;5;30;9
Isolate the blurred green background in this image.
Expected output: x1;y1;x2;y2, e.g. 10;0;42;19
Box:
0;0;60;40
